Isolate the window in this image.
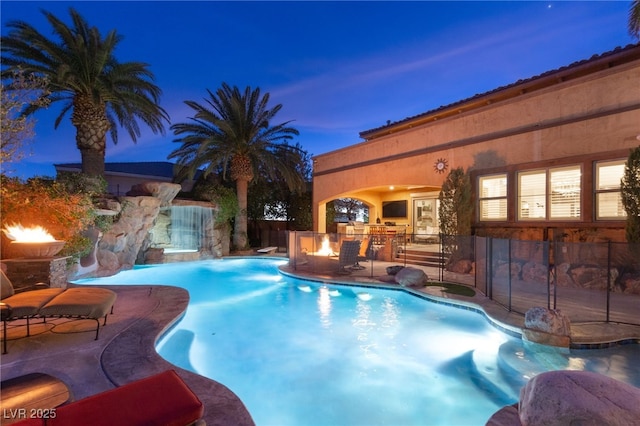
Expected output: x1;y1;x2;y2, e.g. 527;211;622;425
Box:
518;166;581;220
549;166;581;219
595;159;626;220
478;174;507;221
518;171;546;220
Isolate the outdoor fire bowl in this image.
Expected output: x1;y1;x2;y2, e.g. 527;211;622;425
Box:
10;240;66;258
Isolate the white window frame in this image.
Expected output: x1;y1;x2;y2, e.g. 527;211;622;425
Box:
478;174;507;221
518;165;582;221
595;159;627;220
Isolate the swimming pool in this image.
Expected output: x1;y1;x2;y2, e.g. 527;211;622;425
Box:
75;258;640;426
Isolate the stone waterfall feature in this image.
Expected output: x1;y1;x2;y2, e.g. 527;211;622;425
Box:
72;182;229;277
146;203;217;262
173;205;214;250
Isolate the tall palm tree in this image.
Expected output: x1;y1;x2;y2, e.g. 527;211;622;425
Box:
170;83;305;249
630;1;640;39
1;8;168;178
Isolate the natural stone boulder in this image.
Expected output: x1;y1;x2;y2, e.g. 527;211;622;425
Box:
553;262;575;287
485;404;519;426
521;261;548;283
486;371;640;426
386;265;404;275
494;260;521;280
449;259;473;274
394;267;428;287
522;307;571;348
519;370;640;426
570;265;608;290
97;249;119;274
619;270;640;295
127;182;181;207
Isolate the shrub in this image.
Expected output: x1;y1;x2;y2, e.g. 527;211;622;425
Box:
621;146;640;244
0;175;96;259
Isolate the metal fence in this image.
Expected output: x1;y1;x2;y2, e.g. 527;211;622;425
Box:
469;236;640;326
281;231;639;326
286;231;440;278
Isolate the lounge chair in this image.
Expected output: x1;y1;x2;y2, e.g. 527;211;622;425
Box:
1;270;116;354
338;240;361;274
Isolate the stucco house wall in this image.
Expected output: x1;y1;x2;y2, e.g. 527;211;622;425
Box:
312;45;640;239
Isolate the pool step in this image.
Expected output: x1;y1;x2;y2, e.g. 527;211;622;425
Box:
470;340;574;406
497;340;569;382
470;346;522;405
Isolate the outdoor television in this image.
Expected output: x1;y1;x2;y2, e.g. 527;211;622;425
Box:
382;200;407;218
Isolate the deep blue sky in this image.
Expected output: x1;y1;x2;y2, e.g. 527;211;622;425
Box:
1;1;635;179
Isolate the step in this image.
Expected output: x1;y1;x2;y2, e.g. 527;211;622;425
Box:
393;259;443;268
394;251;444;268
470;346;521;405
398;253;442;261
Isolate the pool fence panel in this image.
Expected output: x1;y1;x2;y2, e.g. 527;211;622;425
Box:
471;238;639;327
285;231;639;327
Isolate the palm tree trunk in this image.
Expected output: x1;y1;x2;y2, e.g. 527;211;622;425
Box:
79;146;106;177
72;95;109;178
233;178;249;249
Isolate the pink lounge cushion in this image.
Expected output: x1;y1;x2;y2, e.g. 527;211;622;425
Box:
39;288;116;319
50;370;204;426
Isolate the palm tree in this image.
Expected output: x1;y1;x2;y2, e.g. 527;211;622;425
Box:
630;1;640;39
1;8;168;178
169;83;305;249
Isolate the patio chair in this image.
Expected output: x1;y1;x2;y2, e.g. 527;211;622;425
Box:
353;237;374;270
338;240;361;274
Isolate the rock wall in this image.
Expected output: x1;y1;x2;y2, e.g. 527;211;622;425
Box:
96;195;162;276
79;182;229;276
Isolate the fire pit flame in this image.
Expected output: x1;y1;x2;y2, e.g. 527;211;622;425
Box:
2;224;65;258
3;224;57;242
317;236;333;256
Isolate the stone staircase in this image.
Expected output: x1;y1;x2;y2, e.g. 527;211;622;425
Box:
395;247;444;268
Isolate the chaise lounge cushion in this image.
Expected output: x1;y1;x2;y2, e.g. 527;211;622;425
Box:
39;288;116;320
49;370;204;426
1;270;63;319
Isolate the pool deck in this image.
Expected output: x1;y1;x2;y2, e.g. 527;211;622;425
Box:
1;256;638;425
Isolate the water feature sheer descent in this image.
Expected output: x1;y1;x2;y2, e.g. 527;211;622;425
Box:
75;259;640;426
166;205;214;250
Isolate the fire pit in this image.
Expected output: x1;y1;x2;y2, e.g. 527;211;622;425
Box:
2;224;66;258
10;241;66;258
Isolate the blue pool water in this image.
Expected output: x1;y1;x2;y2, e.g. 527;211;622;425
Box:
75;259;640;426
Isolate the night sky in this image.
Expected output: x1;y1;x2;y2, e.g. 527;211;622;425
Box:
1;1;634;179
